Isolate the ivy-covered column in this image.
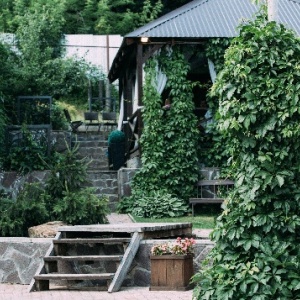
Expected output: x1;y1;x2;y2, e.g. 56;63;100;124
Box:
193;13;300;300
118;46;199;218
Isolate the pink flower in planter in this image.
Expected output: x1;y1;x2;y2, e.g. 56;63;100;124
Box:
151;237;196;256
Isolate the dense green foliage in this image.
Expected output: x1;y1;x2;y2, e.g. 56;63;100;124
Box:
3;125;49;173
119;190;189;218
0;142;109;236
0;0;190;35
118;47;198;218
53;188;108;225
43;143;89;213
0;0;191;120
193;13;300;300
0;183;49;237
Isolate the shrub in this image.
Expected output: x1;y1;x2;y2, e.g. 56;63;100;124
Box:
4;125;49;173
108;130;125;144
44;142;88;216
53;188;109;225
51;102;69;130
0;183;48;237
0;141;109;236
120;190;188;219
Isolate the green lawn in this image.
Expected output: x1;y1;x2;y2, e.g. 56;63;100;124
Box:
131;205;222;229
132;214;217;229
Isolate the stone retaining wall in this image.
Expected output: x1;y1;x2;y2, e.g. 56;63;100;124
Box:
0;238;213;286
0;238;52;284
117;168;139;198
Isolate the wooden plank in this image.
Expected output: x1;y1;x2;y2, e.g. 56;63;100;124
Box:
150;255;194;291
28;232;62;292
35;273;114;281
108;232;143;293
189;198;224;204
44;255;123;262
196;179;234;186
53;238;131;244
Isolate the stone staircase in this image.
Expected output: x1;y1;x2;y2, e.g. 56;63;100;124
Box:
30;226;142;292
29;223;192;293
73;132;119;211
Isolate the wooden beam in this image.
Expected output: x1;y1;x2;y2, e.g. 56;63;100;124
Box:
108;232;143;293
142;44;163;64
137;44;143;106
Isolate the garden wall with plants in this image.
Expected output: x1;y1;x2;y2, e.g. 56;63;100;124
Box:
0;238;213;286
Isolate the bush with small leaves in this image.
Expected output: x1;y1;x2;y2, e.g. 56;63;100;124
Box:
53;188;109;225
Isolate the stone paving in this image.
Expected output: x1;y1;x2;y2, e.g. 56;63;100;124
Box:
0;284;193;300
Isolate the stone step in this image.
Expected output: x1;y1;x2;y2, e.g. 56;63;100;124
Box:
86;171;118;191
86;159;109;170
75;140;108;148
72;132;119;211
73;132;109;142
77;147;108;159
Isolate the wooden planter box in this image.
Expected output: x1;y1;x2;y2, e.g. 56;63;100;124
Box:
150;255;194;291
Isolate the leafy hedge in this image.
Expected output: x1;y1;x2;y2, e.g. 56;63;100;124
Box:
193;12;300;300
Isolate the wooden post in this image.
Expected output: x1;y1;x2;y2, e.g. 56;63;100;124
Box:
99;80;104;110
137;44;143;106
88;79;92;112
105;81;111;111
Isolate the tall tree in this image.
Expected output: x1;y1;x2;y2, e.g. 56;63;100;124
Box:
63;0;86;34
0;0;14;32
16;0;66;94
81;0;99;33
95;0;136;35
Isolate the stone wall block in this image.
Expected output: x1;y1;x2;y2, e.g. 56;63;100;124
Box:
0;238;51;284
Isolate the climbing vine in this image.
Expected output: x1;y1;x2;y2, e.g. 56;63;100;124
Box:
193;11;300;300
118;46;199;217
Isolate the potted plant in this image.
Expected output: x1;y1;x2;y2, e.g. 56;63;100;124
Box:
150;237;195;291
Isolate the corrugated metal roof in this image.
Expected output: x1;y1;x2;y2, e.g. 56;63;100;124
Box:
278;0;300;36
125;0;300;38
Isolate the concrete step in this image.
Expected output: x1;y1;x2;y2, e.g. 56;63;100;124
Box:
77;146;108;159
71;132;119;211
73;132;109;142
75;140;108;148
